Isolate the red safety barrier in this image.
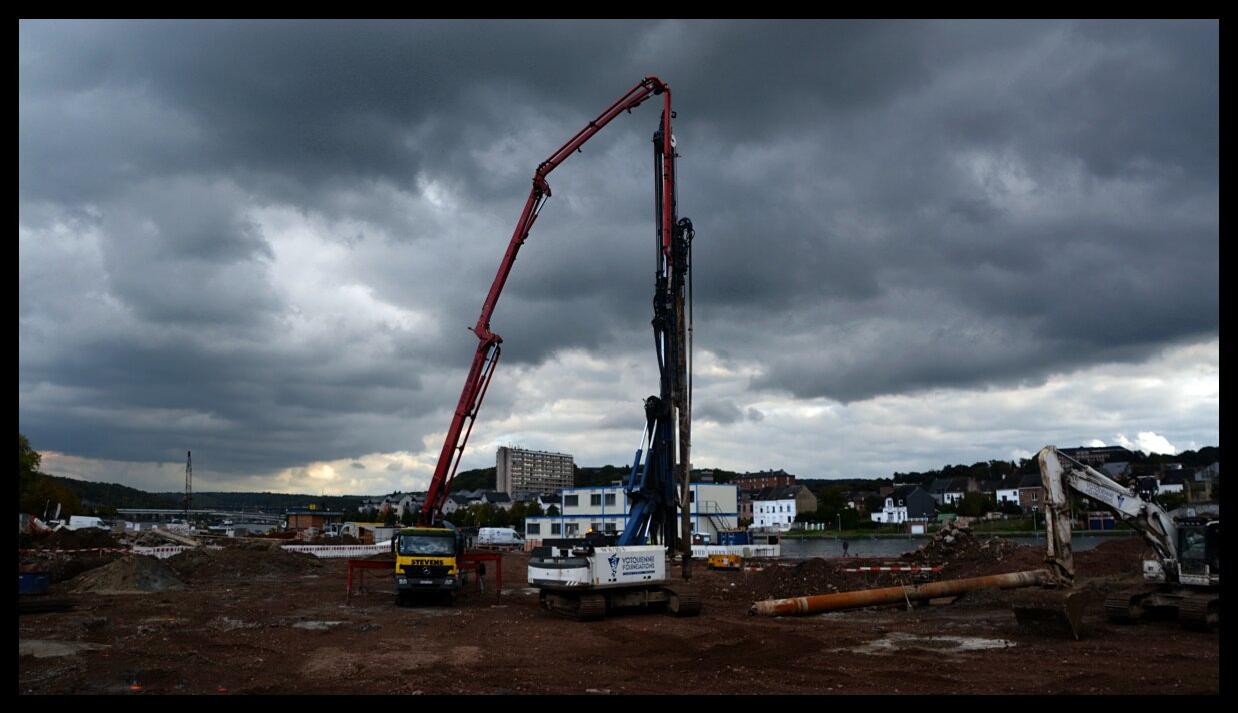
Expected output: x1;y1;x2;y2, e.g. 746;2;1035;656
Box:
346;552;503;603
345;559;394;600
459;551;502;603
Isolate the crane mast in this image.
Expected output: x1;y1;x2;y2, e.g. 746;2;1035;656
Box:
182;450;192;515
418;77;688;557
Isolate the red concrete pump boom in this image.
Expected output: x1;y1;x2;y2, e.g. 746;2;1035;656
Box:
419;77;677;525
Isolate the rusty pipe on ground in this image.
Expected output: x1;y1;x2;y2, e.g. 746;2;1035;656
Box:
749;569;1051;617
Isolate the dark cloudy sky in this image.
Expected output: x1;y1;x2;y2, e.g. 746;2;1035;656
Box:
19;20;1218;495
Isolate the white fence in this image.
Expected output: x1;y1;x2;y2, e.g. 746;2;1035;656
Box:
280;542;391;559
130;543;391;560
692;544;780;559
132;545;221;559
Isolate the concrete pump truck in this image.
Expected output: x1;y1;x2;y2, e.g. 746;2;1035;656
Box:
395;78;699;618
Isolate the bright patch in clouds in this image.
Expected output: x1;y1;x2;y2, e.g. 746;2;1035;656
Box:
1114;432;1179;456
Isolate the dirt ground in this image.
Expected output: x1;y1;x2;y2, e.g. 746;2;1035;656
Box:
18;538;1219;694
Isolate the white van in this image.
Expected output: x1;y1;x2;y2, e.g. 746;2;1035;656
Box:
478;527;524;547
67;515;106;530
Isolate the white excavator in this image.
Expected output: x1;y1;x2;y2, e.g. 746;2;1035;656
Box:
1012;446;1220;635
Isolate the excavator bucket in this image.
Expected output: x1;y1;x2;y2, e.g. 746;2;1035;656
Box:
1009;588;1085;640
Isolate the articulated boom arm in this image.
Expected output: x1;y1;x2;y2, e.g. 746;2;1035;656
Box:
419;77;677;526
1037;445;1178;585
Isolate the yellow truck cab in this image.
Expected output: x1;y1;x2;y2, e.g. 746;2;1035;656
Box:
393;525;462;605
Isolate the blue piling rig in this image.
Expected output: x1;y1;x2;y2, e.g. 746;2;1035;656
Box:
618;116;695;568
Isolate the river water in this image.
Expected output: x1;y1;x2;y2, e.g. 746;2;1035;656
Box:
780;533;1135;559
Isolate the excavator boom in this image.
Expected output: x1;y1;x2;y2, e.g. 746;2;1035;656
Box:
1013;445;1219;635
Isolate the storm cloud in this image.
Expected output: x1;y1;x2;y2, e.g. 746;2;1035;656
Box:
19;20;1217;492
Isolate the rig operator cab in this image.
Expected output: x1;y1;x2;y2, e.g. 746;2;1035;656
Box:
393;525;462;605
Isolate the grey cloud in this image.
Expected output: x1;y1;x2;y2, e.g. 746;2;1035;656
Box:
696;400;743;425
18;20;1217;477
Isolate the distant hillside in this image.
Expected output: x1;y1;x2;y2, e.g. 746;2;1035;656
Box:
45;475;179;509
450;467;496;492
44;474;367;513
156;491;365;513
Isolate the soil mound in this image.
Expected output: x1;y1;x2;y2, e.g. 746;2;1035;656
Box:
216;538;288;552
129;531;186;546
167;545;324;581
1075;537;1152;578
20;528;120;551
902;524;1046;578
68;555;185;594
48;552;124;583
717;558;923;603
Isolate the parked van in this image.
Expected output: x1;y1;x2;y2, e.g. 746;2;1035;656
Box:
67;515;106;530
477;527;524;547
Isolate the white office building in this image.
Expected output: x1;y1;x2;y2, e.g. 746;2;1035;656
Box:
751;485;817;531
523;483;739;543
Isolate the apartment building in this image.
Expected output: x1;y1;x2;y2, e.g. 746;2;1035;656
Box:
496;446;575;497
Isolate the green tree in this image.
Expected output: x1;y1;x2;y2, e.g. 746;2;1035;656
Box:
509;501;527;526
546;504;560;517
1155;492;1187;512
21;477;82;519
18;434;83;518
400;509;415;526
956;492;991;518
383;509;398;527
19;433;41;506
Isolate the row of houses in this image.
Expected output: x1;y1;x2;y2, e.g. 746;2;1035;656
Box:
867;459;1222;526
360;488;565;521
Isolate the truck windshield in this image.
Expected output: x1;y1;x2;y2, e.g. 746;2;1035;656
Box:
398;534;455;556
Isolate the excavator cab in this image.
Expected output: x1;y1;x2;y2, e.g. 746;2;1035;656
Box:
1175;518;1220;586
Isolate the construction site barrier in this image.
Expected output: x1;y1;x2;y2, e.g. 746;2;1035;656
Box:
20;547;132;556
843;565;942;573
24;542;395;560
692;544;781;559
132;545;223;558
281;543;391;559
